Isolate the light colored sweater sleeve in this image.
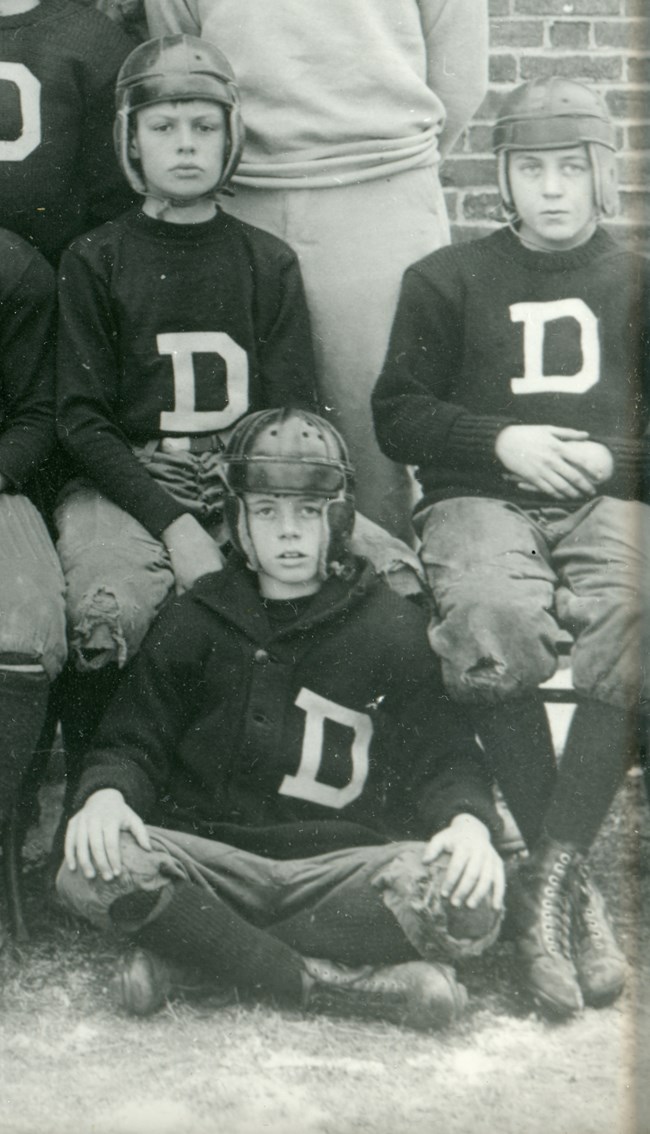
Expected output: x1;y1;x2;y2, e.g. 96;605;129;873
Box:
145;0;200;34
418;0;489;157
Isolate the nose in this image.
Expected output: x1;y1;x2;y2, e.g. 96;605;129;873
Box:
541;165;562;196
278;504;300;537
176;123;196;152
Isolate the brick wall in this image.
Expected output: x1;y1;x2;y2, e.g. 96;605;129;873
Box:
443;0;650;251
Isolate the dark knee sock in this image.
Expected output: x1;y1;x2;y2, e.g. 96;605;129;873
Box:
543;701;636;853
111;882;306;1006
0;664;49;826
472;696;556;848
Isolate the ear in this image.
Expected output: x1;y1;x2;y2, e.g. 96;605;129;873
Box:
128;130;140;161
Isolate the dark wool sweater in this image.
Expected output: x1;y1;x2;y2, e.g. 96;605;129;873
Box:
74;556;500;859
0;0;135;264
0;228;55;488
373;227;650;513
57;208;317;537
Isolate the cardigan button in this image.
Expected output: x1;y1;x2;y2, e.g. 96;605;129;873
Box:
254;648;270;664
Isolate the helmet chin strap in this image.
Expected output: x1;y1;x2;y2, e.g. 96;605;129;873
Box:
144;184;234;220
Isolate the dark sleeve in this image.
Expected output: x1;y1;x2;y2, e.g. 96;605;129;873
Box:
253;245;319;413
0;244;56;487
77;12;138;225
56;244;186;535
372;264;516;472
72;598;210;818
379;598;501;841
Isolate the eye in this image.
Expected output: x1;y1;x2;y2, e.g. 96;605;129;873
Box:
301;504;323;518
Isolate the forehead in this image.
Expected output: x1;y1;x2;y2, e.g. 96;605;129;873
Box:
136;100;225;123
509;145;589;162
245;493;324;506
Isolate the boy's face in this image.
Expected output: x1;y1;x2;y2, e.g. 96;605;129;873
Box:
508;146;596;250
130;100;227;203
245;494;327;600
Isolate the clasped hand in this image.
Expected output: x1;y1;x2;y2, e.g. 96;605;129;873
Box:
495;425;613;500
424;813;505;911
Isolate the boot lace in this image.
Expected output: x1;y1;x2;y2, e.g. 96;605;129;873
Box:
540;851;573;959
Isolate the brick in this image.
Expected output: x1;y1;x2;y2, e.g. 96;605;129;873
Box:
462;191;502;221
475;89;510;122
627;56;650;83
628;123;650;148
440;157;497;188
626;0;648;17
617;152;650;184
520;54;622;81
467;125;497;152
607;89;650;119
618;189;648;222
595;19;650;48
550;20;591;48
515;0;620;14
443;190;458;221
604;223;650;253
489;54;518;83
489;0;511;15
489;19;544;46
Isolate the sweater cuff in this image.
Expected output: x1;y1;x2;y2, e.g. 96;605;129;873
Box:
444;413;518;470
73;760;157;819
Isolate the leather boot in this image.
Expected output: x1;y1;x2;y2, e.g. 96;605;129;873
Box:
571;862;626;1007
508;836;583;1017
303;956;467;1031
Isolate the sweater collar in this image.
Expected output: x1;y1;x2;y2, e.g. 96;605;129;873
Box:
490;224;618;273
191;554;378;642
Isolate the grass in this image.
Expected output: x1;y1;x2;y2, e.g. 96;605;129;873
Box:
0;773;649;1134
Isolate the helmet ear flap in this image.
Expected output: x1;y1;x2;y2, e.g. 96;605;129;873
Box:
322;497;356;579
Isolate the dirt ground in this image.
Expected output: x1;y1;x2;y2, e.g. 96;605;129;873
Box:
0;770;649;1134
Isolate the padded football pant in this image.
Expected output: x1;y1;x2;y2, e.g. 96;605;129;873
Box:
221;166;450;544
57;829;497;971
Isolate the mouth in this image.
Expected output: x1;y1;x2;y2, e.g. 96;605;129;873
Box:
171;165;203;175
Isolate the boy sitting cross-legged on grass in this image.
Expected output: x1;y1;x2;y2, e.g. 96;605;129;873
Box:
373;77;649;1017
56;408;504;1031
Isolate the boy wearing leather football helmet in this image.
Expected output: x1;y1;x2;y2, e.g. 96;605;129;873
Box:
57;408;505;1030
374;77;648;1017
54;37;315;751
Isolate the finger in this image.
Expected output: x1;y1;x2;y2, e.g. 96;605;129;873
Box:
492;861;506;910
103;823;123;879
127;813;152;853
555;459;597;496
422;831;449;865
88;825;115;882
550;428;590;440
441;843;470;899
73;816;97;881
64;816;79;872
460;860;492;909
449;856;482;907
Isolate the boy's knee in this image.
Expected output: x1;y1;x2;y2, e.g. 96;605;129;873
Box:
371;846;503;962
428;598;558;702
55;832;170;929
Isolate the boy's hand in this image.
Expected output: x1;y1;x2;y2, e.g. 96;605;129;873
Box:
496;424;595;499
557;439;614;486
64;788;151;882
161;513;225;594
423;813;505;911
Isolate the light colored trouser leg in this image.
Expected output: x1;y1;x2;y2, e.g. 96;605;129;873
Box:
549;496;650;711
56;828;496;964
221;167;450;545
0;493;67;680
55;483;174;670
418;498;563;702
